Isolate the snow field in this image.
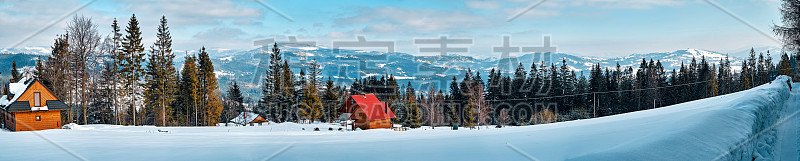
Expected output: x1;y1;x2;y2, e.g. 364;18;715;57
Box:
0;76;796;161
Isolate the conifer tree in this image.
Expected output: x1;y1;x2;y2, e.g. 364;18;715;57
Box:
322;77;341;122
45;34;71;124
511;63;527;99
145;16;177;126
774;0;800;52
110;18;125;125
717;56;732;95
741;61;752;90
197;47;224;126
178;55;199;126
10;61;20;82
779;52;793;77
406;82;421;128
259;43;284;121
122;14;146;126
279;60;296;122
448;76;461;125
223;81;244;125
300;60;323;121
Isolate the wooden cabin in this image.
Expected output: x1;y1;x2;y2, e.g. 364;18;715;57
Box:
1;78;70;131
230;112;268;126
340;94;396;130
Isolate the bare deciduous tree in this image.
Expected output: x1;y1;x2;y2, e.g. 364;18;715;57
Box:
66;15;101;125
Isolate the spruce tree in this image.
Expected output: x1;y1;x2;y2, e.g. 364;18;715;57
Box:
10;61;20;82
224;81;244;125
741;61;752;90
46;34;71;124
406;82;421;128
145;15;177;126
300;60;323;121
779;52;792;77
774;0;800;52
259;43;284;121
122;14;146;126
197;47;224;126
322;77;341;122
110;18;124;125
178;55;199;126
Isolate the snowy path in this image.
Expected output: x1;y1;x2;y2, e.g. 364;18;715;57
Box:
776;84;800;161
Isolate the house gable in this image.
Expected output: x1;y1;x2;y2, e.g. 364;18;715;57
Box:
17;81;59;107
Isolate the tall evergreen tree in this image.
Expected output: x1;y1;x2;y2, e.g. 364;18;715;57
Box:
300;60;323;121
774;0;800;52
109;18;125;125
145;16;177;126
197;47;224;126
122;14;146;126
44;34;71;124
588;64;605;117
223;81;244;125
178;55;199;126
259;43;284;121
774;0;800;80
406;82;421;128
322;77;341;122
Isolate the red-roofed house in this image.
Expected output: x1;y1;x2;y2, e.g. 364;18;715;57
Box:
340;94;396;130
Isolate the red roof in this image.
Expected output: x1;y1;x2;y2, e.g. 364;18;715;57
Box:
341;94;396;121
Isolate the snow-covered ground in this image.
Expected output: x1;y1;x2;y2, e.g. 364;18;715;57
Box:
0;77;797;161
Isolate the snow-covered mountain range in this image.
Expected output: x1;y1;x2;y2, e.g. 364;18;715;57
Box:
0;45;784;97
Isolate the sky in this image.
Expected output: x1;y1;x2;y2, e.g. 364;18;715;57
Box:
0;0;784;58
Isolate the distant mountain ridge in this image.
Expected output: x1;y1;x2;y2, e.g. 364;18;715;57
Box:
0;45;782;98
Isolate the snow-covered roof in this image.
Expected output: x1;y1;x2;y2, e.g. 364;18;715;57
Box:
0;77;31;107
230;112;262;125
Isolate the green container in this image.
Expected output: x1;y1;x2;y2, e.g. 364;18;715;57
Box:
452;125;458;130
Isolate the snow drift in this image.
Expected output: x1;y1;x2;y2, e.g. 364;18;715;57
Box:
565;75;792;161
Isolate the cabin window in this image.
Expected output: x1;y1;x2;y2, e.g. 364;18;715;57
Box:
34;92;41;107
35;116;41;121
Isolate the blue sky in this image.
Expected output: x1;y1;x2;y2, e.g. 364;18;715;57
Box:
0;0;783;57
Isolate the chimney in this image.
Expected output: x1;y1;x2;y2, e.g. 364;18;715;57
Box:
4;84;9;101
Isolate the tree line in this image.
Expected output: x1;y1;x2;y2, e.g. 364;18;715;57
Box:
30;14;223;126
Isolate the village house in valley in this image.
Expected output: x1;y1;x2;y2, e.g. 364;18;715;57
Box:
340;93;396;130
1;78;70;131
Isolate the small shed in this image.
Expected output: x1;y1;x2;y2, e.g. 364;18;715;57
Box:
230;112;267;126
1;78;70;131
339;94;396;130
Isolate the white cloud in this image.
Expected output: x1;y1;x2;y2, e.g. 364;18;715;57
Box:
116;0;264;26
0;0;109;48
483;0;687;20
193;27;245;40
0;0;268;49
233;19;262;26
465;0;501;10
575;0;685;9
335;7;499;34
